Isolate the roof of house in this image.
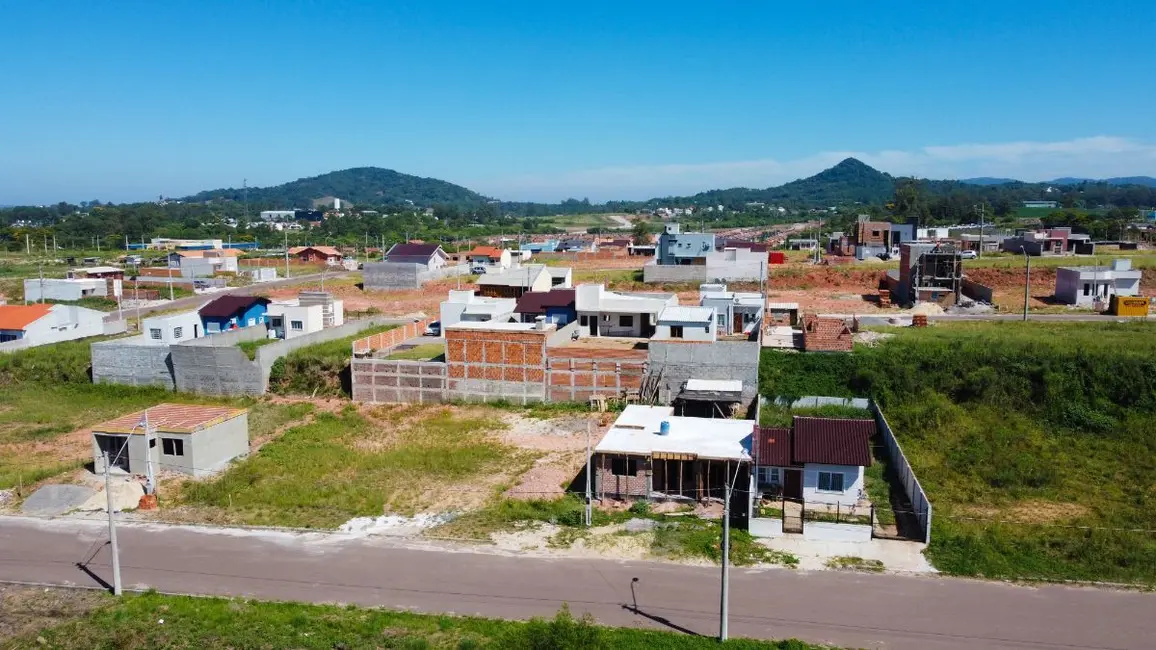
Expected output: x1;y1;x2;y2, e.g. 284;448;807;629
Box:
602;239;632;247
478;265;547;287
198;295;271;319
658;305;714;323
792;416;874;466
515;289;576;314
384;243;445;260
76;266;123;274
546;267;571;278
0;304;52;330
594;405;753;461
93;403;248;434
289;246;341;257
756;427;793;467
468;246;505;258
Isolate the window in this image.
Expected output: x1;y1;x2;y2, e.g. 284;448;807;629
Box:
291;320;304;331
161;438;184;457
669;325;684;338
149;438;156;449
1083;283;1091;296
610;458;640;476
173;326;183;339
580;315;589;326
149;328;162;340
758;467;781;484
717;314;726;328
818;471;845;492
619;315;633;328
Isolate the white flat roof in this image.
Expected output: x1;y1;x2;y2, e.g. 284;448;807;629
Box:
78;266;122;274
658;305;714;323
766;302;800;310
595;405;753;461
445;320;554;332
685;379;742;393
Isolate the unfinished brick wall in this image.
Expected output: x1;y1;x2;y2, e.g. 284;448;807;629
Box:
445;328;549;402
548;348;648;402
594;453;650;498
351;319;432;355
351;359;448;403
801;313;853;352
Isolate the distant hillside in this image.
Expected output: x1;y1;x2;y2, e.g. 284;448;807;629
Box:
183;167;490;208
1051;176;1156;187
960;177;1022;186
681;158;896;206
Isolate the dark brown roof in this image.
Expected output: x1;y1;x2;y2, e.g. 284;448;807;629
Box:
514;289;576;315
198;295;270;319
723;240;769;252
792;416;874;467
755;427;793;467
386;243;443;259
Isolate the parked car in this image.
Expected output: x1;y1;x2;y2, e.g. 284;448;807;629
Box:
424;321;441;336
470;265;488;275
960;250;978;259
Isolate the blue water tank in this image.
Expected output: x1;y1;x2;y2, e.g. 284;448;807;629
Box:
659;421;670;436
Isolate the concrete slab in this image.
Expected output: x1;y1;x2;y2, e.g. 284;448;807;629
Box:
20;485;96;516
77;480;144;513
757;534;936;574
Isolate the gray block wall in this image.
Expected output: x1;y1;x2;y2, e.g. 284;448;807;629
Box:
171;327;267;396
254;316;403;382
352;359;448;403
91;336;176;389
647;341;760;411
643;261;766;283
364;262;468;289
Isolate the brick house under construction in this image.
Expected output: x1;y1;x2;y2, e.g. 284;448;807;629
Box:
801;314;853;352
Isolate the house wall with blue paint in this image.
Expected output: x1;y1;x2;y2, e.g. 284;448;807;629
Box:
203;303;268;333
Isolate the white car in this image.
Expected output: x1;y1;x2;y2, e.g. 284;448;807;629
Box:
960;250;978;260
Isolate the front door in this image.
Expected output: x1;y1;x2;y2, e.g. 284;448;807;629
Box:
733;313;743;334
784;468;803;499
590;317;598;336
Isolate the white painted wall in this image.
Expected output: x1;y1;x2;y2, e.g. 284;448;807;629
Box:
653;316;715;341
801;463;865;507
142;311;203;345
21;305;107;346
267;303;324;339
23;278;107;302
748;518;784;538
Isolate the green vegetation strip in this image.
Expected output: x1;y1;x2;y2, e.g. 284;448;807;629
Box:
268;323;396;396
760;321;1156;584
13;590;827;649
237;336;278;360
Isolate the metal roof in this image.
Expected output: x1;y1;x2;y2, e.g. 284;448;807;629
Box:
792;416;874;467
657;305;714;323
755;427;793;467
685;379;742;393
766;302;799;311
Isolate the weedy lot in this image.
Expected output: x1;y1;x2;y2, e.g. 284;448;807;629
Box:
0;587;826;650
760;320;1156;584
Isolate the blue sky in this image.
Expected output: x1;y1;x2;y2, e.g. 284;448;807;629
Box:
3;1;1155;204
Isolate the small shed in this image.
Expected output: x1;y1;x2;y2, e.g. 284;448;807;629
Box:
92;404;249;477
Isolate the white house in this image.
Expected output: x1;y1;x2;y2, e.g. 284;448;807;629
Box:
653;305;716;342
477;264;559;298
754;416;873;508
1054;259;1143;307
574;284;678;338
466;246;513;270
23;278;119;302
698;284;764;335
267;294;345;339
439;290;517;327
383;243;449;271
0;304;108;347
173;250;240;277
141;311;203;345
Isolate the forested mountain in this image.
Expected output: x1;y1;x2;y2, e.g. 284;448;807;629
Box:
182;167;491;208
960;177;1020;186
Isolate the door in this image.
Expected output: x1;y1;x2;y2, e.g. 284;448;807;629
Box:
784;468;803;499
96;435;130;472
733;313;743;334
193;324;200;339
641;313;654;338
590;317;598;336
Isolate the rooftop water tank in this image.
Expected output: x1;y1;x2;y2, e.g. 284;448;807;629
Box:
658;421;670;436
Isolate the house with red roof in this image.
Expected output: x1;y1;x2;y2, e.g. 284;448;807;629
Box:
289;246;343;265
466;245;512;270
0;303;108;348
754;416;874;507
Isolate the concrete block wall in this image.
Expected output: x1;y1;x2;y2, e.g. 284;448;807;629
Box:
254;316;402;381
445;327;549;403
961;278;995;303
91;336;175;389
171;327;267;396
647;340;760;411
548;348;648;402
364;262;467;289
351;359;448;403
643;260;766;283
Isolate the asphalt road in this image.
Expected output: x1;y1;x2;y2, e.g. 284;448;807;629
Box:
109;271;351;322
2;517;1153;650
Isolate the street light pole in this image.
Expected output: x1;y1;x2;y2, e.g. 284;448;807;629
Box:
102;451;123;596
585;418;593;527
1022;247;1030;322
719;463;741;642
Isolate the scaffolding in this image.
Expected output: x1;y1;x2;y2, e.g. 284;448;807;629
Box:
902;243;962;306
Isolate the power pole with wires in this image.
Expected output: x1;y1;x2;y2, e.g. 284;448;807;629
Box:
585;418;593;527
102;451;123;596
719;463;741;642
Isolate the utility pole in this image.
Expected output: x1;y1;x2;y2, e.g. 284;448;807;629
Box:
977;203;986;260
283;230;289;280
102;451;123;596
243;179;249;224
142;409;155;496
719;464;738;642
25;234;30;255
585;418;593;527
1022;247;1030;322
37;262;44;304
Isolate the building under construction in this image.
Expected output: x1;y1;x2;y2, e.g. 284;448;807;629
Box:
894;242;963;307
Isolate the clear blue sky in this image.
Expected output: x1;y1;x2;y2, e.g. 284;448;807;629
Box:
3;1;1155;204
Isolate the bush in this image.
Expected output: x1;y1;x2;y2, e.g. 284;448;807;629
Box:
628;500;651;516
502;605;603;650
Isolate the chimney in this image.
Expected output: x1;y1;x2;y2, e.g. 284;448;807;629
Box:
535;315;547;330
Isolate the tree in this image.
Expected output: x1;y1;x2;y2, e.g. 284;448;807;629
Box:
631;219;652;245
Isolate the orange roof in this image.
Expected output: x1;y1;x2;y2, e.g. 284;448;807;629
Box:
93;403;248;434
290;246;342;257
0;304;52;330
468;246;505;258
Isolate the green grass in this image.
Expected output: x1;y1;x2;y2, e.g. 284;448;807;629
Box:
538;212;627;229
825;556;885;573
760;321;1156;584
0;381;313;491
962;251;1156;270
268;323;396;397
385;342;445;361
178;405;518;528
237;336;278;360
759;403;873;427
12;590;828;649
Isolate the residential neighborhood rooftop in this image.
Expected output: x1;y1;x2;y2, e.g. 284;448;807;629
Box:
792;416;875;466
93;403;248;434
0;304;53;330
445;320;555;332
658;305;715;323
198;295;270;319
514;289;576;314
595;405;753;461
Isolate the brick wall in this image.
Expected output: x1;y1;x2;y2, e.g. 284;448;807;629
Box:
351;359;448;403
801;313;853;352
594;453;650;498
445;327;549;403
547;347;648;402
351;319;431;355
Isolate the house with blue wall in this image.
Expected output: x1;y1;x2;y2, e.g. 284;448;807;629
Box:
520;240;559;253
198;295;270;334
657;223;715;265
514;289;576;326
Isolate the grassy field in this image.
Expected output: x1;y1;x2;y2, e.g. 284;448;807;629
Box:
759;321;1156;584
962;250;1156;270
758;402;873;427
385;342;446;361
2;589;826;650
267;323;396;396
177;405;526;528
0;382;313;492
537;213;630;230
237;336;278;360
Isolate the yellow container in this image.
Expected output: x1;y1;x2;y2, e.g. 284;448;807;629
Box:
1110;295;1151;317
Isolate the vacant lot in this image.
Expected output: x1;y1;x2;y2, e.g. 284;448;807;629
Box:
4;588;825;650
760;321;1156;584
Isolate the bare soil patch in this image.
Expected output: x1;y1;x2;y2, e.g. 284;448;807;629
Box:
0;585;105;645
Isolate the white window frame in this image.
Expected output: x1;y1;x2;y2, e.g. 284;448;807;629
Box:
817;471;845;493
758;467;781;484
290;320;304;331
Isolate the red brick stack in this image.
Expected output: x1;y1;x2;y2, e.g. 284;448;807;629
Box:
801;313;853;352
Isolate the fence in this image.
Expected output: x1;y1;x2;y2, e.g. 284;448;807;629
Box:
871;399;933;543
351;318;433;355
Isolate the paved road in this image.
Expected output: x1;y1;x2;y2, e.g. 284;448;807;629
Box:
2;517;1152;649
109;271;351;322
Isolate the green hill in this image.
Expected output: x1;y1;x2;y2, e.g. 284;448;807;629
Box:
183;167;491;208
